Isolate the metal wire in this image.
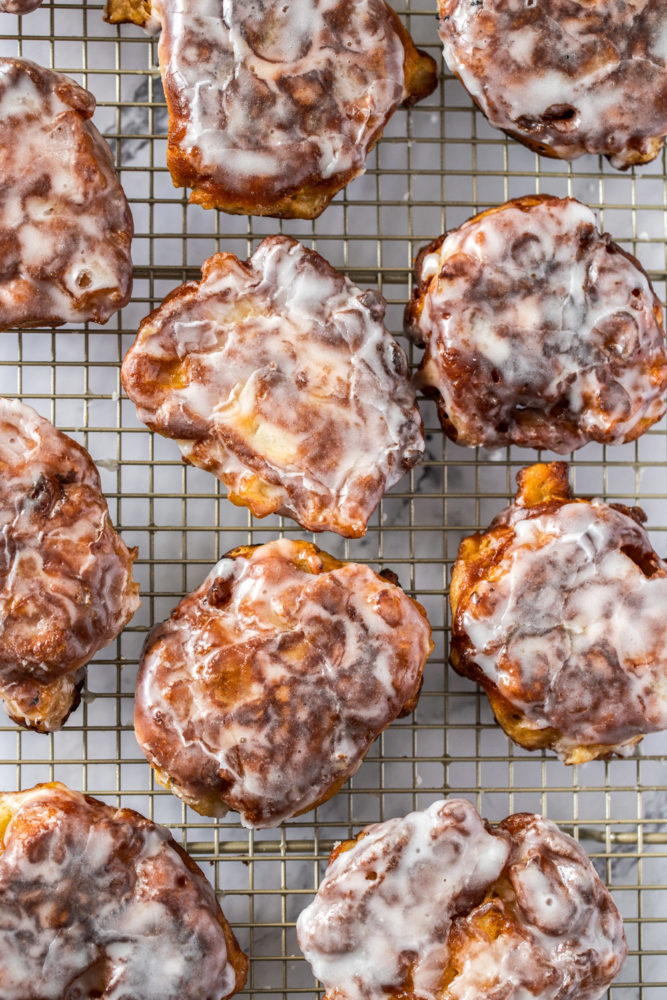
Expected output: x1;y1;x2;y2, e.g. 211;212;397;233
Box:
0;2;666;997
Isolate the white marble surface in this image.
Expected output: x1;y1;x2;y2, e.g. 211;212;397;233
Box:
0;2;665;998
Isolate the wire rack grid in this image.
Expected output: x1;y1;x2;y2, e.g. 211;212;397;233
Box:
0;2;666;998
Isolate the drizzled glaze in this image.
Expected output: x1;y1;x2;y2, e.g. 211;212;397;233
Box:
134;539;433;826
0;397;140;731
0;58;133;328
0;783;247;1000
297;800;626;1000
121;236;424;537
438;0;667;169
450;462;667;761
107;0;433;216
405;196;667;453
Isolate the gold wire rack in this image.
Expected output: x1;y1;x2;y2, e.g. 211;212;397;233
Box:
0;2;666;997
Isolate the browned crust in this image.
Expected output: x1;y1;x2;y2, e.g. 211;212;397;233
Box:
168;19;436;218
499;124;664;169
121;240;424;538
0;782;248;1000
449;462;649;763
323;805;626;998
443;55;665;171
0;58;134;328
103;0;151;26
4;670;85;734
166;836;249;997
102;1;437;218
138;540;434;820
404;194;667;450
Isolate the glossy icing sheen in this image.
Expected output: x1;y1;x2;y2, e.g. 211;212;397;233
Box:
0;58;133;328
297;800;626;1000
121;236;424;537
460;498;667;758
0;784;243;1000
0;397;139;731
407;197;667;453
438;0;667;168
134;539;432;827
146;0;409;204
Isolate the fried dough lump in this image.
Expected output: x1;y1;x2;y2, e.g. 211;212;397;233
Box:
0;783;248;1000
405;196;667;453
134;539;433;826
0;57;133;328
297;799;626;1000
450;462;667;763
103;0;436;217
438;0;667;169
121;235;424;537
0;397;140;731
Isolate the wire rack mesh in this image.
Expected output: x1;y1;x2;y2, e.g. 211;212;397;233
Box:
0;2;666;997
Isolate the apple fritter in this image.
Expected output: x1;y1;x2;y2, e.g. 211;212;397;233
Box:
297;799;626;1000
122;235;425;537
450;461;667;763
0;58;133;328
102;0;437;218
438;0;667;168
405;196;667;453
0;397;140;731
134;538;433;826
0;783;248;1000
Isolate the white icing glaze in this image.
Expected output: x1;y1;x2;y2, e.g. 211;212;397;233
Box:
297;801;626;1000
0;58;133;328
122;235;424;537
145;0;409;204
134;538;432;827
0;397;140;731
407;196;667;453
0;783;242;1000
438;0;667;167
459;497;667;758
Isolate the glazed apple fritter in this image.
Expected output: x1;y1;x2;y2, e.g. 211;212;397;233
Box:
297;798;626;1000
438;0;667;169
103;0;437;218
121;235;425;537
0;783;248;1000
0;397;140;731
450;461;667;763
0;58;133;328
405;195;667;453
134;538;433;826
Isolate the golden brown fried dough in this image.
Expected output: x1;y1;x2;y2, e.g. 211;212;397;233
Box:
450;461;667;763
0;783;248;1000
405;195;667;453
103;0;437;217
135;538;433;826
438;0;667;168
0;397;140;731
122;235;424;537
0;58;133;328
297;799;626;1000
